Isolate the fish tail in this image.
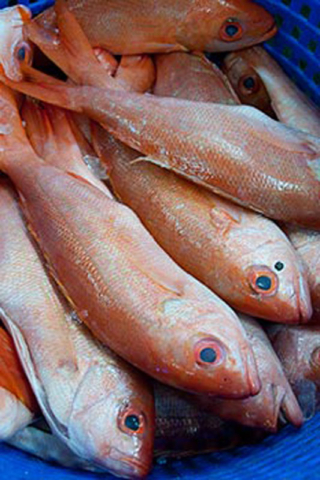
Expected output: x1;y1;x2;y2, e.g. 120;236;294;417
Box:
0;64;83;114
21;97;56;159
27;0;112;88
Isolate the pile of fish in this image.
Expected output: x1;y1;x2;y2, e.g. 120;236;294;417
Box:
0;0;319;478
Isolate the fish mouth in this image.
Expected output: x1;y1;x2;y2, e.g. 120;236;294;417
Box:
259;21;278;43
244;349;261;397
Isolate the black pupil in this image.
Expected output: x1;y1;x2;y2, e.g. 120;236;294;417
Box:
256;275;272;290
243;77;255;89
225;24;239;37
200;347;217;363
275;261;284;271
125;414;140;432
17;47;26;61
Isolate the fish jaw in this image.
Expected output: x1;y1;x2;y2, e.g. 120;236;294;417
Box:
0;388;34;439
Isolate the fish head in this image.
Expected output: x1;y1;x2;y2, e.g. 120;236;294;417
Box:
157;298;260;398
178;0;277;52
270;325;320;386
0;6;33;81
222;49;274;115
68;364;154;478
228;227;312;323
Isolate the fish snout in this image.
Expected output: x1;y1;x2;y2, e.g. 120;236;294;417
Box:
244;346;261;397
278;386;304;428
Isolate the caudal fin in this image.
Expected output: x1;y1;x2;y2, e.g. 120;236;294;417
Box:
27;0;115;89
0;64;83;113
21;97;56;159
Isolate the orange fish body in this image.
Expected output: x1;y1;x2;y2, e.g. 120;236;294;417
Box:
94;126;311;324
5;65;320;228
0;171;155;477
154;51;240;104
35;0;276;54
223;46;320;137
0;84;260;399
199;315;303;431
283;227;320;323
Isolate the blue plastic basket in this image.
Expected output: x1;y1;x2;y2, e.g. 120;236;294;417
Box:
0;0;319;478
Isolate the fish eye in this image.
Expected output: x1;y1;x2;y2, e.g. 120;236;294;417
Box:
118;407;145;435
194;338;225;367
248;265;279;296
220;19;243;42
15;42;32;65
17;47;26;61
274;261;285;271
238;74;260;95
256;275;272;290
311;347;320;368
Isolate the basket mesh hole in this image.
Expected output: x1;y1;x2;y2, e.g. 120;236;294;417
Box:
291;26;301;39
313;74;320;85
299;59;307;71
274;14;284;27
300;5;311;18
8;0;18;5
283;46;293;59
282;0;291;5
308;40;317;53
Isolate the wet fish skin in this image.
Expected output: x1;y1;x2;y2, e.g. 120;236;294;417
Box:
154;51;240;104
4;66;320;228
0;85;260;399
34;0;277;54
93;50;311;324
0;173;155;478
94;126;312;324
0;5;33;81
223;46;320;136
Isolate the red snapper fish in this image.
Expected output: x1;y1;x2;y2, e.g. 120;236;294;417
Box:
34;0;277;54
4;64;320;229
0;84;260;399
223;46;320;137
0;176;155;478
